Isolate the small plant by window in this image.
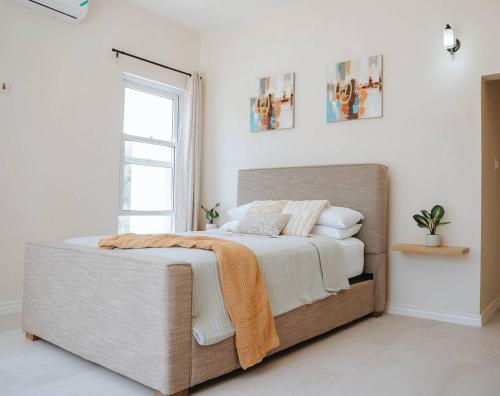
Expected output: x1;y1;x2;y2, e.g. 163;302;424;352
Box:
201;203;220;224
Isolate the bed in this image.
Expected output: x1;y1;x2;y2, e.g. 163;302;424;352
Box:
23;164;388;396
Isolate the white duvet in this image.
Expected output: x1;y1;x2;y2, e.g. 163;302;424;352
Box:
65;233;362;345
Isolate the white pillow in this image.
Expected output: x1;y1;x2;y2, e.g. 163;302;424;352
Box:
227;202;253;221
281;200;330;237
219;220;239;232
311;224;362;240
317;206;364;229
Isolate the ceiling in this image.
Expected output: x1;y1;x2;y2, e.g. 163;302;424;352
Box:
128;0;309;32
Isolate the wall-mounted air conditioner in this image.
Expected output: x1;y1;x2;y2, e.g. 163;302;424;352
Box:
11;0;89;24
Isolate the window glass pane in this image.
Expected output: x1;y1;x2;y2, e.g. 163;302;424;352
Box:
123;87;174;141
123;164;172;211
119;215;173;234
124;141;173;163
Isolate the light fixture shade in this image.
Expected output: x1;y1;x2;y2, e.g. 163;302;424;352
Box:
443;25;455;49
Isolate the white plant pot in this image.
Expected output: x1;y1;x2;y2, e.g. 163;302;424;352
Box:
205;223;218;231
425;234;441;247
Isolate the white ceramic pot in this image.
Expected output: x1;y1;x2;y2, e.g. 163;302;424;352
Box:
205;223;218;231
425;234;441;247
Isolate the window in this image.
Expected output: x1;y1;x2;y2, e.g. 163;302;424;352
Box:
118;75;181;234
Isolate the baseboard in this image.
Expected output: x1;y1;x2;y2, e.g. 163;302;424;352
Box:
387;303;482;327
0;300;22;316
481;294;500;325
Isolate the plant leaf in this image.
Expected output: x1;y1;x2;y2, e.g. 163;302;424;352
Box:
420;211;435;233
421;210;432;220
413;214;430;230
431;205;445;223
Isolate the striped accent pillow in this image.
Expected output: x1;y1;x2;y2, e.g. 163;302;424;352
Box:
281;200;330;237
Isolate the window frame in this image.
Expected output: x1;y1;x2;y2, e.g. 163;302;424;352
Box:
118;74;183;231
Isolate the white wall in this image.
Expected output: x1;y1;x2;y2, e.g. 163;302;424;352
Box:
200;0;500;319
0;0;200;309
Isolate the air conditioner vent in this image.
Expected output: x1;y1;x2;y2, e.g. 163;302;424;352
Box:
11;0;89;24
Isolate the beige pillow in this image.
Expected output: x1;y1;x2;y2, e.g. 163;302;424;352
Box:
281;200;330;236
234;200;290;237
249;200;288;214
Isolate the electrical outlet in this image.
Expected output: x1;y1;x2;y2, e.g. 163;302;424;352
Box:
0;82;10;94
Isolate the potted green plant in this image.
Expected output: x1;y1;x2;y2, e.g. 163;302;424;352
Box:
201;203;220;230
413;205;450;247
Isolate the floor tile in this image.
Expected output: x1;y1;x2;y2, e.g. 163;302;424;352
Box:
0;311;499;395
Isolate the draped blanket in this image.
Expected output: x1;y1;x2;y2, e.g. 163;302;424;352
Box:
99;233;279;369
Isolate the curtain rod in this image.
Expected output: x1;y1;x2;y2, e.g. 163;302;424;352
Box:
112;48;193;78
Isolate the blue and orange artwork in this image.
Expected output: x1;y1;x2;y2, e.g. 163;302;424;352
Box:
250;73;294;132
327;55;383;122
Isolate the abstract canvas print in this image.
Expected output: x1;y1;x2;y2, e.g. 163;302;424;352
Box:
250;73;294;132
327;55;383;122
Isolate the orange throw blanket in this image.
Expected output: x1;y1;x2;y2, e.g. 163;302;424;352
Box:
99;233;279;369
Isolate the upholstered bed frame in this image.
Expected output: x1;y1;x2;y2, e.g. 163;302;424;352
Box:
23;164;388;396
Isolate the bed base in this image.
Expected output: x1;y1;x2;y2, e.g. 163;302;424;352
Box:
23;242;384;396
25;332;40;341
24;281;375;396
190;279;374;387
153;391;188;396
24;280;375;396
26;330;186;396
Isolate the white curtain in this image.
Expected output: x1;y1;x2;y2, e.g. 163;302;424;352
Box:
175;73;202;232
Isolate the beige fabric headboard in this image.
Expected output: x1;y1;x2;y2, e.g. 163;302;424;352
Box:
237;164;388;254
237;164;389;312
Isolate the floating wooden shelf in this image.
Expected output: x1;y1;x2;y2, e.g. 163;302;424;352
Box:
392;243;469;256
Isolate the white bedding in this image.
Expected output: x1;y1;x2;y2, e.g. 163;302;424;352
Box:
65;233;364;345
336;237;365;278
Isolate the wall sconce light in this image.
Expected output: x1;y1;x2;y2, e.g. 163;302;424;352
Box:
443;24;460;55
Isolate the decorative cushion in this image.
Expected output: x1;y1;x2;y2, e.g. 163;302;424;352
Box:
281;200;330;237
234;201;290;237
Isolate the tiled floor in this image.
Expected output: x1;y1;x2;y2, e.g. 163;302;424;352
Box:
1;312;499;396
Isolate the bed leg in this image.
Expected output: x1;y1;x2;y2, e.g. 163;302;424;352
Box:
153;390;189;396
371;311;384;318
25;332;40;341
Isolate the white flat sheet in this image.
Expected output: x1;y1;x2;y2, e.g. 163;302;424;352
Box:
203;233;365;279
65;233;363;345
336;237;365;278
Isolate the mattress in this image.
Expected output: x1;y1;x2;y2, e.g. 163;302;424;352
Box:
66;235;365;278
65;234;364;345
336;237;365;278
